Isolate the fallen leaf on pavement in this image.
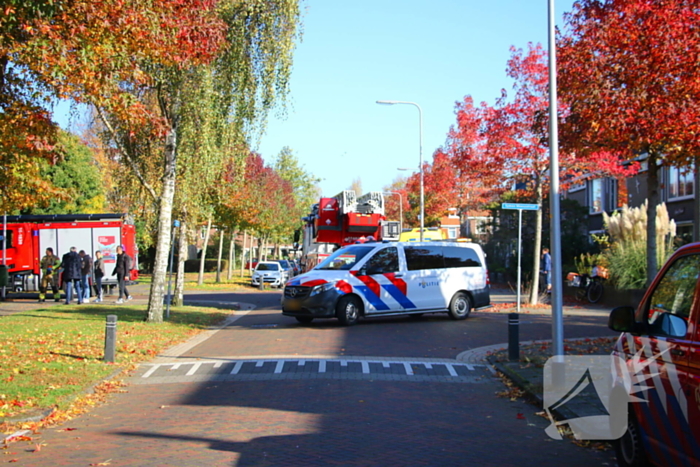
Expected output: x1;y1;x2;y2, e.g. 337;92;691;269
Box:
89;459;112;466
516;413;526;420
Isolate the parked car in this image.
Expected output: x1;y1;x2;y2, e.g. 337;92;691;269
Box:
251;261;287;288
289;260;300;276
608;242;700;467
245;258;259;269
272;259;295;278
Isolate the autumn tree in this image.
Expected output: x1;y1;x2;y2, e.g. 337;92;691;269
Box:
558;0;700;283
449;43;635;303
0;1;66;212
12;0;300;321
21;131;105;215
404;149;456;227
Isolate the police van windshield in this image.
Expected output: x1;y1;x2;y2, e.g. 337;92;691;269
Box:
315;245;375;270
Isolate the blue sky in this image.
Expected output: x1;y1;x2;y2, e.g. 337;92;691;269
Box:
256;1;576;196
54;1;576;197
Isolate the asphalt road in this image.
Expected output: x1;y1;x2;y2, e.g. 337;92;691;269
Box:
6;288;619;466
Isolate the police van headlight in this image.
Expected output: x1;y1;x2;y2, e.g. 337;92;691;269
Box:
310;282;335;297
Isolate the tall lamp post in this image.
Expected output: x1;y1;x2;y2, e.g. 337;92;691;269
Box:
382;191;403;230
377;100;424;241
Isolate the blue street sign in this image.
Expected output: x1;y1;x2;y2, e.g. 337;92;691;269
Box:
501;203;540;211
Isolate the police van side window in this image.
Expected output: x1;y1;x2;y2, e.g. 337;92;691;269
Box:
404;245;444;271
646;254;699;337
443;246;481;268
364;247;399;275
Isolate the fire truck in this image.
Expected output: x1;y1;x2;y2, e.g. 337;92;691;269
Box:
300;191;400;272
0;213;138;292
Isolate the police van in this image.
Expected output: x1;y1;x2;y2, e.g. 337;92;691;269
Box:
281;241;490;325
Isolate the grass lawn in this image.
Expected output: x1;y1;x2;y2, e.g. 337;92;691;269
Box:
0;302;232;432
137;271;253;291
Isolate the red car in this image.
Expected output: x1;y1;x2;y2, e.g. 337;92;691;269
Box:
609;242;700;467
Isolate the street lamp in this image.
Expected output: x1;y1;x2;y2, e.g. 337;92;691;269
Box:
382;191;403;230
377;100;424;241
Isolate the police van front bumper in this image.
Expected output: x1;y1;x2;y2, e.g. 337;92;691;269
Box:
281;283;342;319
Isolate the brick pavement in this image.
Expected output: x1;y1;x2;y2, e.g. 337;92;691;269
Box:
1;286;620;466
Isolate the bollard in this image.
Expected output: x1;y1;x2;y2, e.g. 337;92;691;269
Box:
508;312;520;362
104;314;117;363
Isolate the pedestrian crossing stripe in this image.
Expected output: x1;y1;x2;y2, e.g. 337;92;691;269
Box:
138;358;485;380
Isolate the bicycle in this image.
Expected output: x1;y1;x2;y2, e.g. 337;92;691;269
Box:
567;272;605;304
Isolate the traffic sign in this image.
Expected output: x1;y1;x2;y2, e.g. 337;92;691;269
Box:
501;203;540;211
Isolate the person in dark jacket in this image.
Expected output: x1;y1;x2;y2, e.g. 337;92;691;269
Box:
112;245;132;304
79;250;93;303
93;250;106;303
61;247;83;305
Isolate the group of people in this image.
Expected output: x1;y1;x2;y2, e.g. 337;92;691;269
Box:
39;245;133;305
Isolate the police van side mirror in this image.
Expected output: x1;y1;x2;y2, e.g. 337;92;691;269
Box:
608;306;639;333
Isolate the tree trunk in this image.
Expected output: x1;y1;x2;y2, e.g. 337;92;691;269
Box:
228;230;236;281
146;127;177;323
216;227;224;283
173;221;187;307
694;156;700;243
198;217;212;286
528;182;544;305
646;153;660;286
240;231;247;277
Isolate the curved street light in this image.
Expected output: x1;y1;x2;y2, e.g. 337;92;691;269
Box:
377;100;424;241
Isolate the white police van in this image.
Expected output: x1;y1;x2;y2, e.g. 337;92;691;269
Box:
281;241;491;325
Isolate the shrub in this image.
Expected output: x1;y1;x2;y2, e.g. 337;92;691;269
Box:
602;201;676;289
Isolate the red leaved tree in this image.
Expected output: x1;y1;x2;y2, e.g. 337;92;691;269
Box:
449;43;635;303
558;0;700;283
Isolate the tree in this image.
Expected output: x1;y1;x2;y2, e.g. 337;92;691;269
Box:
22;131;105;215
404;149;456;226
448;43;635;303
273;146;321;240
13;0;301;321
0;0;65;212
558;0;700;284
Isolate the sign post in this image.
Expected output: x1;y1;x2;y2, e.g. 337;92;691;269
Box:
502;203;540;314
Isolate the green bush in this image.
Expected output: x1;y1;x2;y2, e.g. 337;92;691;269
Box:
184;259;228;273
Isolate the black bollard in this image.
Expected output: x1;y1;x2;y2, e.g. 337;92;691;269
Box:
104;314;117;362
508;313;519;362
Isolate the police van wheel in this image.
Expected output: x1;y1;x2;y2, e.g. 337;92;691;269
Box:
615;413;648;467
448;292;471;320
336;296;361;326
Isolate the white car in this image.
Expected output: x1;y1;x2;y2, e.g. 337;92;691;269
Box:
251;261;287;288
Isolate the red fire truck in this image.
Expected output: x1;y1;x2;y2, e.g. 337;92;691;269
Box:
0;213;138;292
300;191;400;272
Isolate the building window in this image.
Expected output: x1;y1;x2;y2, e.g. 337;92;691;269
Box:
668;165;694;200
447;227;458;239
590;179;603;213
589;178;619;213
676;222;693;245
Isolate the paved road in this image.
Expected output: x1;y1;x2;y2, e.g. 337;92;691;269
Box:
6;288;619;466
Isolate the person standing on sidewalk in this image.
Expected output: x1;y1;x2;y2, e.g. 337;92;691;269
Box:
61;247;83;304
112;245;133;304
93;250;106;302
79;250;93;303
541;247;552;294
39;248;61;302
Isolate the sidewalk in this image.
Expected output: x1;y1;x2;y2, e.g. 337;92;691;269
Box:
459;334;619;442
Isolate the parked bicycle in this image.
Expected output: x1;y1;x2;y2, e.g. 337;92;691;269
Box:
567;271;606;304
